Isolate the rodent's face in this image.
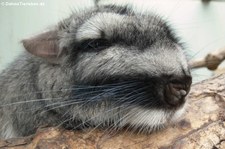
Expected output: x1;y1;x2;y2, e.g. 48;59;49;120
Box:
23;5;192;132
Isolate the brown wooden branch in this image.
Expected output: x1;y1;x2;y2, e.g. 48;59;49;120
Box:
189;46;225;70
0;74;225;149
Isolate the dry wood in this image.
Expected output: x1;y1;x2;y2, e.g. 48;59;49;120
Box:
0;74;225;149
189;46;225;70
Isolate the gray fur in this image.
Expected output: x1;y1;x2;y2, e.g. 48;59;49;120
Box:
0;3;191;139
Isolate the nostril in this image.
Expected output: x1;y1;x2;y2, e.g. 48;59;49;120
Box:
170;83;185;91
170;75;192;91
170;83;187;96
164;75;192;107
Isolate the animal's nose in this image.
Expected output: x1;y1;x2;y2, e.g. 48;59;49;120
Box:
164;75;192;107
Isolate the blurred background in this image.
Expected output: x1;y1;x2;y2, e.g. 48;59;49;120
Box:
0;0;225;83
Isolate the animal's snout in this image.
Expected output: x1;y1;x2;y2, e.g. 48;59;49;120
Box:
164;75;192;107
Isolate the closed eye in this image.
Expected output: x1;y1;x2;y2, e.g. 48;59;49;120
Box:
78;39;111;51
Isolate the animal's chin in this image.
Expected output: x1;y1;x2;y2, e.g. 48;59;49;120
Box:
119;104;187;133
66;99;187;133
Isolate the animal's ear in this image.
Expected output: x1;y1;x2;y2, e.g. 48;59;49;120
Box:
22;30;62;63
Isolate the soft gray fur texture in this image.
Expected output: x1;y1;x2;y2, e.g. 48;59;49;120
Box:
0;2;192;139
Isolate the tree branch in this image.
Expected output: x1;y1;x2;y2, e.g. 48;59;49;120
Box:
189;46;225;70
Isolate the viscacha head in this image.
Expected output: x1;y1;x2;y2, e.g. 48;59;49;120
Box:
22;4;192;133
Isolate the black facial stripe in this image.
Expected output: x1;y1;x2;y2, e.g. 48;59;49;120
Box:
72;76;166;109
